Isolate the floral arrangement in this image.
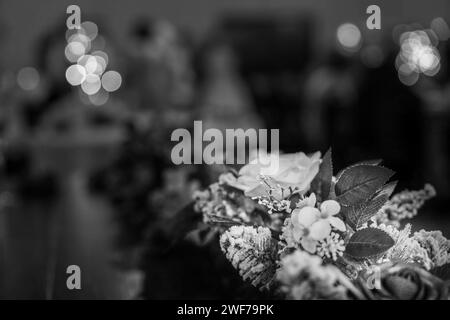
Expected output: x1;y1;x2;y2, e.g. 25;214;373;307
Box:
192;149;450;299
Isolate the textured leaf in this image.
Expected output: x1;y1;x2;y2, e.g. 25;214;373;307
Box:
430;264;450;281
336;159;383;180
343;182;397;229
310;148;333;201
377;181;398;198
345;228;395;259
344;194;389;230
335;165;394;206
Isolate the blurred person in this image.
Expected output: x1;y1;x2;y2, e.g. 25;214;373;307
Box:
125;18;196;161
195;38;263;167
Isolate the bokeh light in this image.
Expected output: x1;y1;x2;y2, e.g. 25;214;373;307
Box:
17;67;40;91
101;71;122;92
398;64;419;86
88;89;109;106
65;41;86;62
66;64;87;86
396;28;441;85
81;74;101;95
431;17;450;41
85;56;100;74
64;19;121;97
92;51;109;67
336;23;361;52
80;21;98;41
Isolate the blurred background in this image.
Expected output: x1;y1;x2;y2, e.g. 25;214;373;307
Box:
0;0;450;299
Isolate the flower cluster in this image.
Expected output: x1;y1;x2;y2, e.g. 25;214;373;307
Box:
219;226;278;290
281;194;345;257
191;149;450;300
413;230;450;268
374;184;436;227
372;223;432;269
193;182;252;226
276;250;354;300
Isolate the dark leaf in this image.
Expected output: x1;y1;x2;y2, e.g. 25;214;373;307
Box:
335;165;394;206
377;180;398;198
310;148;333;201
343;181;397;229
345;228;395;259
344;194;389;230
336;159;383;180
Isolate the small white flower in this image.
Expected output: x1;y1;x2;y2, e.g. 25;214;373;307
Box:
291;207;328;253
317;232;345;261
318;200;346;232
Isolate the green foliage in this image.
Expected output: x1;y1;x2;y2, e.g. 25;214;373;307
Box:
345;228;395;259
343;181;398;230
335;164;394;206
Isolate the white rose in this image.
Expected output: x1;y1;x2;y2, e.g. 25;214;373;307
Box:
230;151;321;200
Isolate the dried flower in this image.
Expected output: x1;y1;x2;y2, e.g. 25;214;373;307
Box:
193;184;251;225
317;232;346;261
414;230;450;267
375;184;436;226
277;250;356;300
220;226;278;290
374;223;432;269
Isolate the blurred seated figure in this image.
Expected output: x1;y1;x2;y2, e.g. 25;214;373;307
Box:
196;39;263;165
128;18;195;128
198;39;263;131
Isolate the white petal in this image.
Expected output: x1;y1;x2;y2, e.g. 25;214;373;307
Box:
296;207;320;227
329;217;346;231
301;237;317;253
307;193;317;207
291;210;301;228
292;225;304;242
309;220;331;240
320;200;341;216
244;183;268;198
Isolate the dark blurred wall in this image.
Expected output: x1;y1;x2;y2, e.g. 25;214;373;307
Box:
1;0;450;69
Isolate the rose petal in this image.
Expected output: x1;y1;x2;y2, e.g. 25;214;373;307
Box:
320;200;341;216
238;163;261;177
296;207;320;227
309;219;331;240
329;216;346;231
244;183;269;198
301;237;317;253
